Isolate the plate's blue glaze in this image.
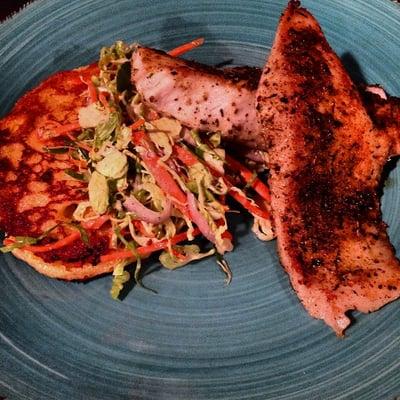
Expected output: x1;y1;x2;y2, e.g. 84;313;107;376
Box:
1;1;400;399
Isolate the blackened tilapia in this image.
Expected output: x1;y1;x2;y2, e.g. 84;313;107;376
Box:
256;1;400;334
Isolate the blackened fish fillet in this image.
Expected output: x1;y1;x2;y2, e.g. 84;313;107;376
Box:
256;1;400;334
131;46;400;154
131;46;262;148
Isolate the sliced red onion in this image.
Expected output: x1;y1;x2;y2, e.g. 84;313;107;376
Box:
124;196;172;225
365;85;387;100
187;192;216;243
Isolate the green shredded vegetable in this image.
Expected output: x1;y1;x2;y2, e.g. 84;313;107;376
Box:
0;236;38;253
94;111;120;148
190;130;225;173
215;253;232;285
75;147;90;162
112;227;156;294
96;149;128;180
43;146;69;154
2;40;273;300
77;128;94;141
64;169;87;181
159;244;214;270
0;224;60;253
208;132;221;148
67;223;90;245
110;263;131;300
88;171;109;214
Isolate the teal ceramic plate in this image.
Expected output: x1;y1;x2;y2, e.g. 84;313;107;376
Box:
1;1;400;399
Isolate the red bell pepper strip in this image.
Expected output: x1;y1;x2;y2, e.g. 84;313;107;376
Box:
100;228;200;262
23;231;81;253
225;154;271;202
168;38;205;57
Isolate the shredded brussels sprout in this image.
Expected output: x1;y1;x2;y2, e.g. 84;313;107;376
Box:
159;245;215;269
18;40;274;299
110;262;131;300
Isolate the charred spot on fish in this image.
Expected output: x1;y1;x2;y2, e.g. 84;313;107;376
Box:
304;134;315;143
304;106;341;149
280;96;289;104
294;169;337;254
149;96;155;103
287;27;323;51
311;258;324;268
222;66;262;90
284;28;331;84
342;190;376;221
171;70;177;76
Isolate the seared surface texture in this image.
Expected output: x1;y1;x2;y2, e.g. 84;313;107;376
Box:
0;65;97;237
0;64;116;271
131;47;262;148
132;46;400;155
256;1;400;334
362;88;400;154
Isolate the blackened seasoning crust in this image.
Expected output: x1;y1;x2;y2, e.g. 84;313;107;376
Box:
285;28;331;81
131;46;264;149
132;44;399;154
256;1;400;334
361;88;400;155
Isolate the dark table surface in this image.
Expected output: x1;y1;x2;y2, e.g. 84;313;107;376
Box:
0;0;34;21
